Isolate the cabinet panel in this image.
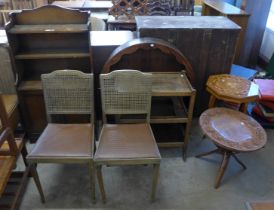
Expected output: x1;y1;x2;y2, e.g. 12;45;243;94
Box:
18;90;47;141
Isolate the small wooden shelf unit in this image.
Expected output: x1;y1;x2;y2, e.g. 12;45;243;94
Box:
150;72;196;150
5;5;92;140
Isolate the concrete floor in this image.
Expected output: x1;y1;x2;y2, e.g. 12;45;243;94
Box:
18;119;274;210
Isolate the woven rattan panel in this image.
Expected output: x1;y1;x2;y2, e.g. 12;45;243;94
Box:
100;70;152;115
42;70;93;115
0;44;16;94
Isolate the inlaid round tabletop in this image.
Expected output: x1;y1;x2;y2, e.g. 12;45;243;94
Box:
199;108;267;152
206;74;260;102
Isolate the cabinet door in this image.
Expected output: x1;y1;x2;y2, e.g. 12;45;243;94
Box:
18;90;47;142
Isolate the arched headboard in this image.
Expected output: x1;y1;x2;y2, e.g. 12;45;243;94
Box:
102;37;194;85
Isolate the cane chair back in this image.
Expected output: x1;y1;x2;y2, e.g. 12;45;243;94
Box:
42;69;94;123
0;44;16;94
100;70;152;123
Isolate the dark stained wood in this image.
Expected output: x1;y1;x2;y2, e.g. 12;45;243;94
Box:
136;16;240;114
5;5;92;140
102;37;194;84
202;0;250;64
107;16;137;31
18;89;47;141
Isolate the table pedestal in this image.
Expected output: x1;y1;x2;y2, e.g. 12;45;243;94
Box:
196;147;247;188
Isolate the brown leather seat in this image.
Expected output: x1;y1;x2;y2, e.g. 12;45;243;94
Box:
28;124;93;161
95;123;160;161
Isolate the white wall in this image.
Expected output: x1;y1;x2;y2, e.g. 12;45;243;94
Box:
260;0;274;60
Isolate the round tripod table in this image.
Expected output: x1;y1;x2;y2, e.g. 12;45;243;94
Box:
197;107;267;188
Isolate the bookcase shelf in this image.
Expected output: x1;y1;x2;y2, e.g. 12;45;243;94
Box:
150;97;188;123
15;49;90;59
5;5;92;141
18;80;42;91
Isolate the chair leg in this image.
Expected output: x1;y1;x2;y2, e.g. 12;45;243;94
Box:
89;162;96;204
214;151;231;189
96;165;106;203
151;164;160;202
29;164;45;203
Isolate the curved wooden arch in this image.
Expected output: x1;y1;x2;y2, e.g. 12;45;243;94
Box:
102;37;194;84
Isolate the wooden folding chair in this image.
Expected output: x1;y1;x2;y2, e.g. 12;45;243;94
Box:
27;70;95;202
95;70;161;203
0;94;45;210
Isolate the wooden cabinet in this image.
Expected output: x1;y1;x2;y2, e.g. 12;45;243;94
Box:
136;16;240;115
5;5;92;141
202;0;273;67
202;0;250;64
